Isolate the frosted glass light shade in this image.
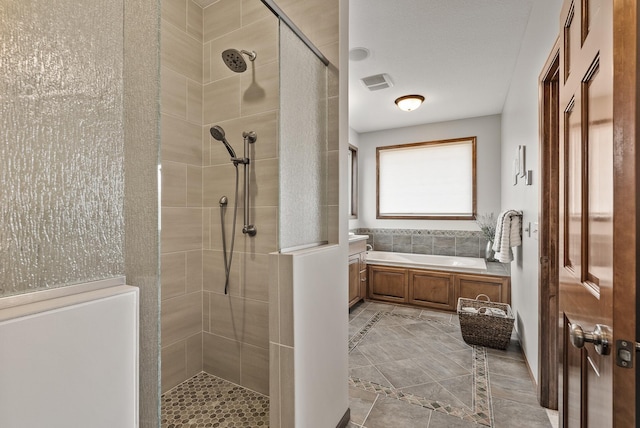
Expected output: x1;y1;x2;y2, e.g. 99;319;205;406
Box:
395;95;425;111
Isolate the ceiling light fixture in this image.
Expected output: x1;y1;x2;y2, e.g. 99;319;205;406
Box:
395;94;425;112
349;47;370;61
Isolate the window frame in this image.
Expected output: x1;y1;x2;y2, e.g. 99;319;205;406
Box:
376;136;477;220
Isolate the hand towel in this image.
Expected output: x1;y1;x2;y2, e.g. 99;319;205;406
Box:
492;210;522;263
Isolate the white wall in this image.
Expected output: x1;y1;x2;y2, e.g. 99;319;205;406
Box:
0;284;139;428
501;0;562;382
292;245;348;427
356;114;502;230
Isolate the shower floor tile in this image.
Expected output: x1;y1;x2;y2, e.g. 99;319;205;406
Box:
161;372;269;428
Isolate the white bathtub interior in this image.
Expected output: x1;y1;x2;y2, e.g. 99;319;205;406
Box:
366;250;487;272
0;282;139;428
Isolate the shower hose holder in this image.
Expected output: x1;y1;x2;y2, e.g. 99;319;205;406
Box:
241;130;257;236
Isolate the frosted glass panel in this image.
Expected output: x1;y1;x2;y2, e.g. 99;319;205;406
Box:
279;22;328;251
0;0;125;296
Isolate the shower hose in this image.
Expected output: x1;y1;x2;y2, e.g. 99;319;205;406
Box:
220;164;239;295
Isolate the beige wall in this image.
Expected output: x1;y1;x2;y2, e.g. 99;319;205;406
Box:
160;0;204;393
160;0;278;395
200;0;278;396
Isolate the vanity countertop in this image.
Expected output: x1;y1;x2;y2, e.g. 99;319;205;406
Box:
348;234;369;243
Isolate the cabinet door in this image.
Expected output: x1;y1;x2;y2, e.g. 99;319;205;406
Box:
409;270;455;310
367;265;408;304
348;255;361;307
455;274;510;304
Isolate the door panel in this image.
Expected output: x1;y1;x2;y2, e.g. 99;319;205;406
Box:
584;60;613;290
563;319;582;428
558;0;616;426
408;270;454;310
563;96;582;275
367;265;407;303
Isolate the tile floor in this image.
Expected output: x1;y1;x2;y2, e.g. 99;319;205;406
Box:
161;372;269;427
348;300;556;428
161;299;557;428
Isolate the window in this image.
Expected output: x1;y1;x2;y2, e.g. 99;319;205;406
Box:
376;136;476;220
348;145;358;218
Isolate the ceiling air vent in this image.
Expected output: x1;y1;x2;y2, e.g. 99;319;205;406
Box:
361;73;393;91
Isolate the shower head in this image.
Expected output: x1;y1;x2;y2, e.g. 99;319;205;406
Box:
221;49;257;73
210;125;237;159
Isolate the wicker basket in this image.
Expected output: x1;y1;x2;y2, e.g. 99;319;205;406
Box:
457;294;515;350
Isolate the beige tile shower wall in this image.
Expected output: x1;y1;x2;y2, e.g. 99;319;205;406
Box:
160;0;204;394
201;0;279;396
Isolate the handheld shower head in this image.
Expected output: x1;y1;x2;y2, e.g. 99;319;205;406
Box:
221;49;257;73
210;125;237;159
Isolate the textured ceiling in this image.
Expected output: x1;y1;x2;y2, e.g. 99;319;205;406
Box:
349;0;535;133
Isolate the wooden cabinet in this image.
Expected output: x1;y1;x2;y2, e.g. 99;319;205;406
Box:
348;239;368;308
456;273;510;304
348;255;361;307
367;264;510;311
368;265;408;304
409;270;456;311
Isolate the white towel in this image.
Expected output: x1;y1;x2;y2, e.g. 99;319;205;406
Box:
492;210;522;263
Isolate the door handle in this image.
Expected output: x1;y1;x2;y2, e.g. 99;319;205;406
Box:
569;323;612;355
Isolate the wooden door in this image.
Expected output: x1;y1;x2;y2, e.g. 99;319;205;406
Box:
558;0;637;426
539;40;560;410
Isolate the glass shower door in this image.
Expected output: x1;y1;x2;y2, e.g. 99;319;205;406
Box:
278;21;328;252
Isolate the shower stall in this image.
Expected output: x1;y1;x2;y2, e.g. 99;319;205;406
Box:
160;0;346;427
1;0;344;426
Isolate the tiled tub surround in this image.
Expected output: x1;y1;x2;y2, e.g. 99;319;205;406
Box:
355;228;492;259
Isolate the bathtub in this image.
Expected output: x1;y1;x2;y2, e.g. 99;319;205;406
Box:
366;250;487;273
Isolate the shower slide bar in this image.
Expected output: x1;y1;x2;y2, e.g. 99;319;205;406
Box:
260;0;330;66
240;131;257;236
210;125;257;237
